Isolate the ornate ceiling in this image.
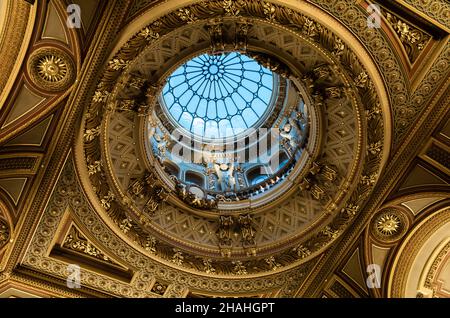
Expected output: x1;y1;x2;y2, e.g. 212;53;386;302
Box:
0;0;448;298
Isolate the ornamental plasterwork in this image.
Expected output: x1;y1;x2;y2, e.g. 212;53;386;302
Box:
382;10;431;64
389;208;450;298
62;226;116;265
401;0;450;27
371;208;409;243
375;213;401;236
5;0;447;298
306;0;449;145
124;0;450;145
27;47;76;92
0;0;31;94
105;21;357;251
424;241;450;293
0;219;10;250
79;0;386;281
22;158;317;296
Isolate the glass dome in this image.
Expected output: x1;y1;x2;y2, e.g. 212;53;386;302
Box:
161;52;275;139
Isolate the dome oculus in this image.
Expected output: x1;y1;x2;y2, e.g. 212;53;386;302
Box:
161;52;275;139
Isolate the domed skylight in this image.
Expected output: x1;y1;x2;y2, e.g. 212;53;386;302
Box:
161;52;275;139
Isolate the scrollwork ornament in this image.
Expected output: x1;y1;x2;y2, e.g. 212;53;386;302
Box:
293;245;311;259
384;11;430;63
262;1;276;21
144;235;157;253
238;214;256;248
87;159;101;176
265;256;282;271
232;261;247;275
341;204;359;220
100;191;115;210
84;126;100;142
92;89;110;103
172;249;184;266
203;259;216;274
321;226;339;239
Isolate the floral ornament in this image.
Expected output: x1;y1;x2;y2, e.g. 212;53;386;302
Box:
293;245;311;259
108;58;129;71
84;126;100;142
232;261;247;275
138;27;160;41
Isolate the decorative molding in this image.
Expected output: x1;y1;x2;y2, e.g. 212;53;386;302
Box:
27;47;75;92
370;208;409;243
401;0;450;30
389;207;450;297
62;225;116;265
0;157;37;172
0;0;32;99
22;156;318;296
382;9;431;63
0;219;10;251
2;0;446;298
1;0;132;293
80;0;385;278
424;241;450;290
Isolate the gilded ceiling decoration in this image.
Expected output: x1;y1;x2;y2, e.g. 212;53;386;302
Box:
22;158;317;296
27;47;75;92
0;0;448;299
423;240;450;298
37;55;68;83
80;1;386;281
370;208;409;243
382;10;431;64
0;0;33;98
62;226;114;264
0;219;10;251
376;213;401;236
388;206;450;298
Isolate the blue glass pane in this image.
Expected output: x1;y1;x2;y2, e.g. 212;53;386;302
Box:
192;118;205;136
217;100;227;119
162;52;274;138
231;115;246;133
251;175;268;186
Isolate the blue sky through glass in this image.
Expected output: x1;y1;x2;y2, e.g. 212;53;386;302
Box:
162;52;274;138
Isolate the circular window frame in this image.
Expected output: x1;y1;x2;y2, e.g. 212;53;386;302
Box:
160;52;280;141
158;51;282;145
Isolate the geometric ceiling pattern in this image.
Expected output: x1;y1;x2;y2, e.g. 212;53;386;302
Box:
0;0;448;298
